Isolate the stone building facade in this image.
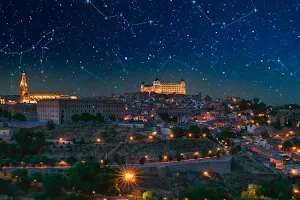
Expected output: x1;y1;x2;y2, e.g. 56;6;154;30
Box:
141;78;186;95
37;99;126;124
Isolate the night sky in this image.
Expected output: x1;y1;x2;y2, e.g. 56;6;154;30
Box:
0;0;299;105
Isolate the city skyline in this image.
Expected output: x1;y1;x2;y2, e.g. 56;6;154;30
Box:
0;0;299;105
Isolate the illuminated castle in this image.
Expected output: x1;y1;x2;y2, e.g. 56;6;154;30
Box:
141;78;186;95
20;73;78;104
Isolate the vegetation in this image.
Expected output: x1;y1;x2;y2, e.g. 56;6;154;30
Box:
238;98;267;113
179;182;231;200
65;160;119;195
0;108;12;120
261;132;270;139
218;131;241;141
11;169;30;191
282;137;300;150
71;114;80;123
12;113;26;123
241;184;271;200
42;172;64;198
142;191;153;200
158;113;177;122
13;128;45;155
46;120;55;130
271;121;282;130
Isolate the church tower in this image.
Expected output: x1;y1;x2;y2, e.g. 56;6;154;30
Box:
20;72;29;103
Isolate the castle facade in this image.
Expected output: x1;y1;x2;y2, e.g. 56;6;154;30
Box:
141;78;186;95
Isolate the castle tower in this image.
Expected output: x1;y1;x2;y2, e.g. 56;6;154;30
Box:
20;72;29;103
153;77;161;93
180;78;186;95
141;82;145;92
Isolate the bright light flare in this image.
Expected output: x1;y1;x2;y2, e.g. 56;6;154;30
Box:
124;172;135;181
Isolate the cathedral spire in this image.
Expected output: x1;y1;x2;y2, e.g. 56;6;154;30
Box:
20;72;27;87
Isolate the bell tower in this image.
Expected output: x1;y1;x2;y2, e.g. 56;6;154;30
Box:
20;72;29;103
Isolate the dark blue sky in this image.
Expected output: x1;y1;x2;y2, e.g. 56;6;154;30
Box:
0;0;299;105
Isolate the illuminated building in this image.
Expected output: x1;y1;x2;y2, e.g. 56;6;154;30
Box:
141;78;186;95
0;97;5;105
19;73;78;104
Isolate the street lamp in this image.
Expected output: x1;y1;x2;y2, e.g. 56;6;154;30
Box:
203;171;210;177
163;155;168;161
97;138;101;143
129;136;134;141
123;171;135;182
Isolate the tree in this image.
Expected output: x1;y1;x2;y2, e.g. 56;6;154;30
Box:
80;113;93;124
241;184;271;200
42;172;63;198
0;178;13;195
179;183;231;200
218;131;236;140
173;127;185;138
230;147;238;155
67;156;77;166
261;132;270;139
12;113;26;123
71;114;80;123
12;169;30;191
263;179;292;199
13;129;45;155
253;98;261;105
94;113;104;124
187;125;201;137
65;160;118;195
30;155;56;167
64;193;79;200
139;157;146;165
46;120;55;130
34;192;47;200
201;127;210;135
30;172;43;184
143;191;153;200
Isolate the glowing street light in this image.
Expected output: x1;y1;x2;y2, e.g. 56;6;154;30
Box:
163;155;168;161
60;161;66;166
97;138;101;143
203;171;210;177
149;135;153;140
170;134;174;139
202;134;207;138
123;171;135;182
59;138;63;142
